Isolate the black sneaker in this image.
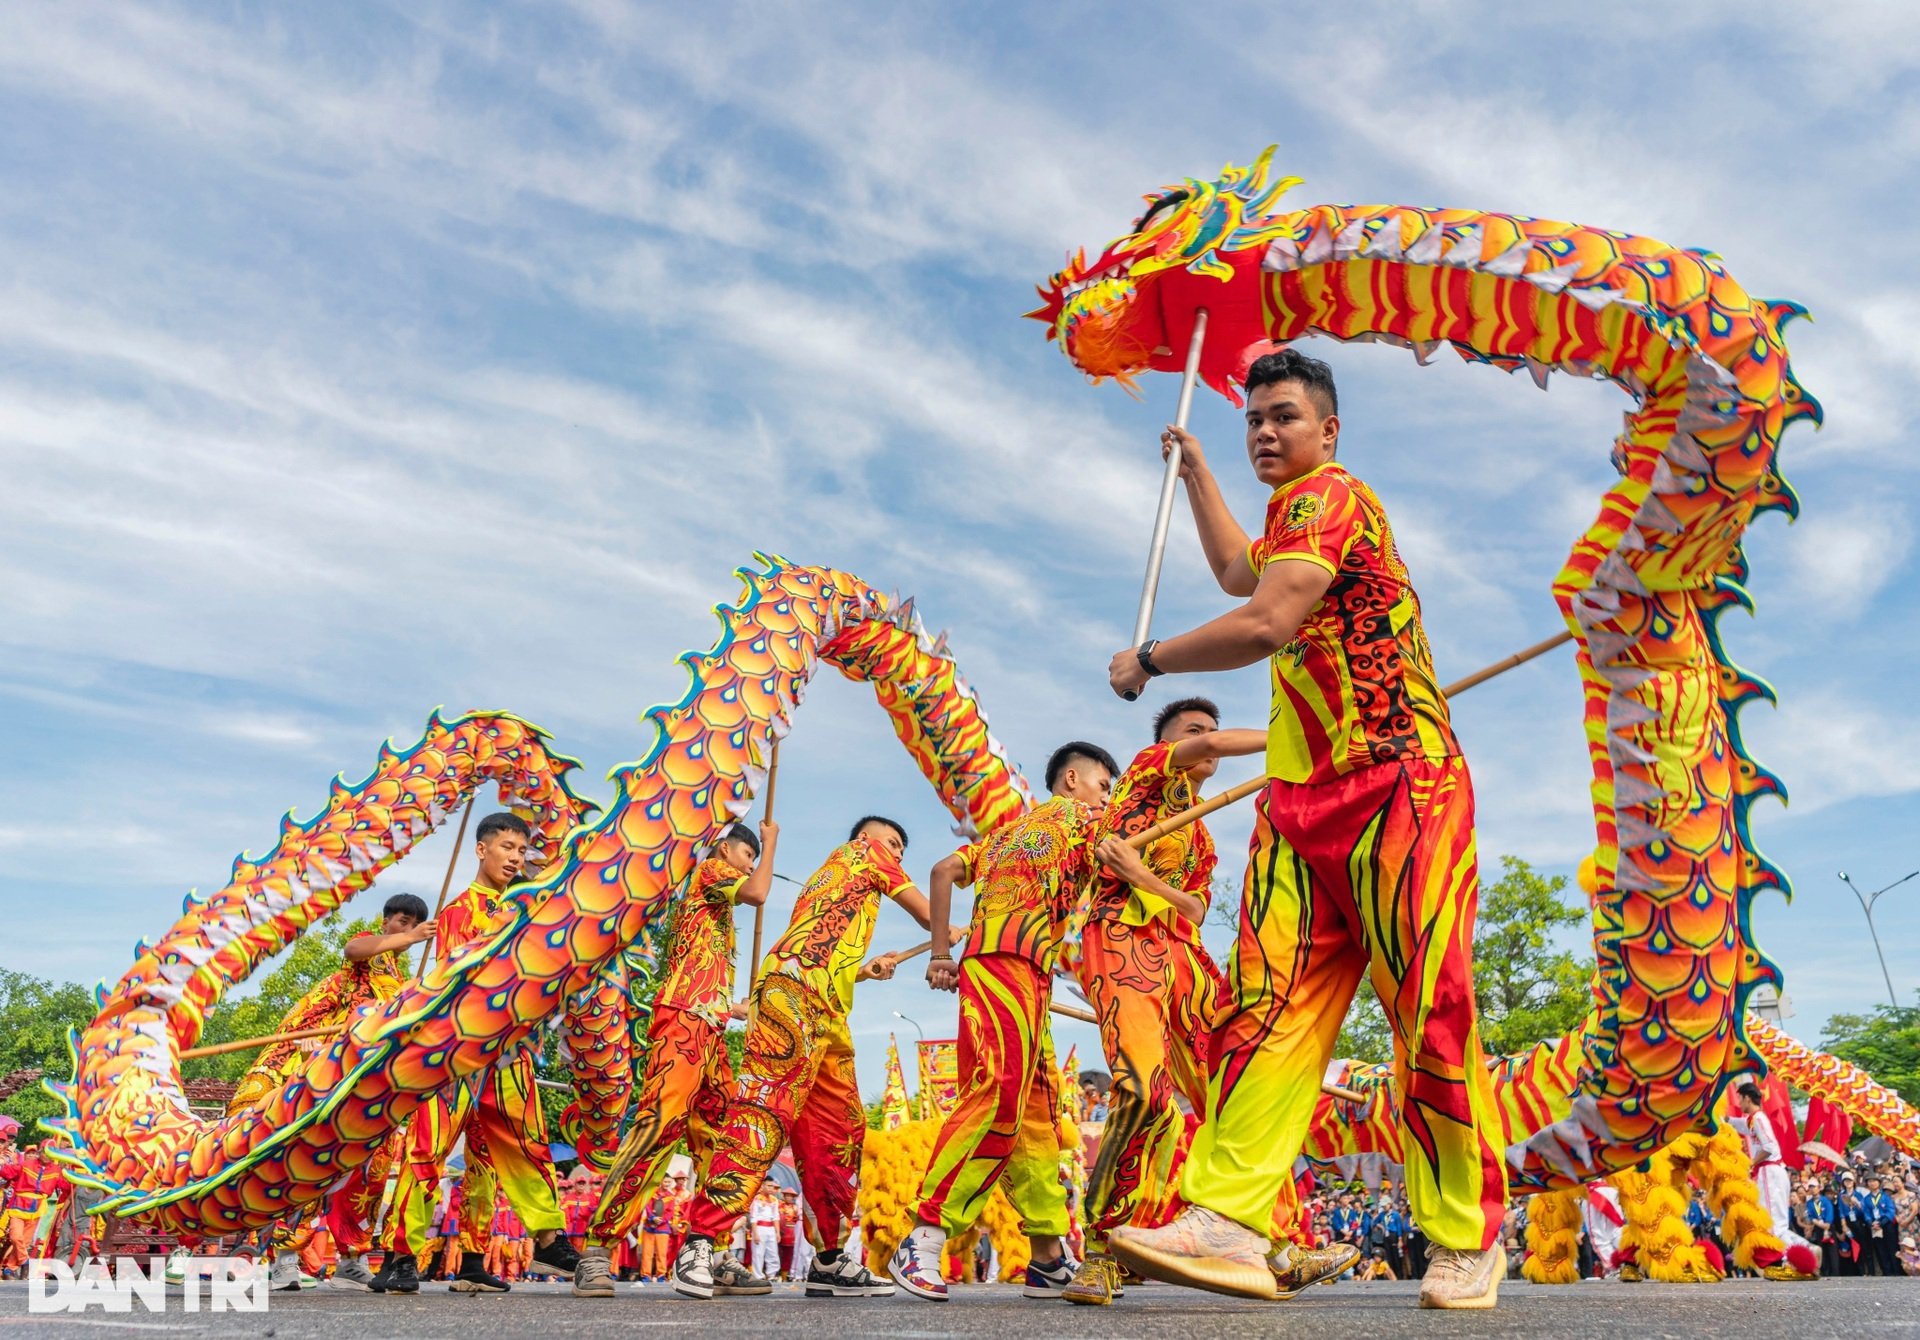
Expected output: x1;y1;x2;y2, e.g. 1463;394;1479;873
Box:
371;1254;419;1295
532;1235;582;1276
805;1252;896;1298
670;1237;716;1300
450;1257;511;1293
712;1251;773;1296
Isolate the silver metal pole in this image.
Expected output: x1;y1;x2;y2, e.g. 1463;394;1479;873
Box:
1124;309;1209;699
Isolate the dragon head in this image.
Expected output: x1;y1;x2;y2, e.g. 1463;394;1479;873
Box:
1028;146;1302;398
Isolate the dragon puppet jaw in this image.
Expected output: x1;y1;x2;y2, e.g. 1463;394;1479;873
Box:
1025;145;1305;403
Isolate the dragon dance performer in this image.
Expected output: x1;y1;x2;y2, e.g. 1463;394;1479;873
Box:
672;817;946;1301
1104;349;1508;1310
1064;701;1353;1305
1728;1081;1822;1280
382;812;583;1295
0;1140;68;1276
892;741;1178;1304
222;891;434;1291
573;819;777;1298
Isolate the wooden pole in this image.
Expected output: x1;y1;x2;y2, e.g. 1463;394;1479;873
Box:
1125;629;1576;850
748;741;781;983
178;1024;340;1061
417;791;478;979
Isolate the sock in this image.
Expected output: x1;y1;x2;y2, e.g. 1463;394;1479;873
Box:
814;1248;842;1267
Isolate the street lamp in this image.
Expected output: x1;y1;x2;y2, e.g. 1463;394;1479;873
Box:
1838;869;1918;1008
893;1011;925;1042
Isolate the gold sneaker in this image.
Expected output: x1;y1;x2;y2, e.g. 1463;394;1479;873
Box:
1268;1242;1359;1299
1060;1253;1122;1306
1109;1207;1274;1300
1417;1245;1504;1310
1761;1264;1817;1282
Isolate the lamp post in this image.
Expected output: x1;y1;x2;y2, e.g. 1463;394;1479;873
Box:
1838;869;1918;1008
893;1010;925;1043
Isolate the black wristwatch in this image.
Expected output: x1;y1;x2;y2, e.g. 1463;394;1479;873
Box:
1137;639;1166;678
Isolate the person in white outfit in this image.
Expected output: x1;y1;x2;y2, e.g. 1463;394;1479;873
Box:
1581;1183;1623;1277
749;1192;781;1283
1728;1080;1819;1278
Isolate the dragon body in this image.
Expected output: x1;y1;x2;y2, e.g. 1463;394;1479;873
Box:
1033;149;1821;1190
49;559;1029;1234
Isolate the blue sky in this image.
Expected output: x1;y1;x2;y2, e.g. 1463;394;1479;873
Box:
2;2;1917;1100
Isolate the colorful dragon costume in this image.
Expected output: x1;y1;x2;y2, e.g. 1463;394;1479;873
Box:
49;560;1030;1234
1030;148;1832;1190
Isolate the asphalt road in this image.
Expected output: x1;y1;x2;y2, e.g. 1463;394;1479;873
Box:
5;1276;1918;1339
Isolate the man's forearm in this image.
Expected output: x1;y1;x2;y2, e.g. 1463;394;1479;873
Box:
1185;468;1253;591
1154;603;1297;674
928;877;955;955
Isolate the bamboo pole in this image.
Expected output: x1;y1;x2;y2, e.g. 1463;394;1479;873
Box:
417;791;478;978
748;742;781;982
178;1024;340;1061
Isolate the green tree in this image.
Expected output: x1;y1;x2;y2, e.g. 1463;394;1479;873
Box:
0;969;98;1133
1819;995;1920;1107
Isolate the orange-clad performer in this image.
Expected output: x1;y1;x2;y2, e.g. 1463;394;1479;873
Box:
224;892;433;1291
1104;349;1507;1310
0;1142;67;1274
671;817;949;1301
892;741;1179;1304
382;812;581;1296
572;820;777;1298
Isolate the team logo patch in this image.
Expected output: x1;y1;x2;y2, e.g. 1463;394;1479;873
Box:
1283;493;1323;531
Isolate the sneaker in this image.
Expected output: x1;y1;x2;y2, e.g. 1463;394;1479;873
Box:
269;1253;303;1292
572;1246;616;1298
1268;1242;1359;1299
671;1237;716;1300
806;1251;896;1298
532;1235;581;1276
163;1247;193;1286
713;1251;774;1296
1022;1253;1078;1299
1108;1206;1273;1300
328;1255;376;1290
1061;1253;1123;1306
450;1256;511;1293
1418;1245;1504;1310
887;1226;948;1302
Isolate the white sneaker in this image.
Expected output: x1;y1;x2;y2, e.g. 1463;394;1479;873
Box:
269;1253;303;1292
328;1255;376;1290
1109;1205;1274;1300
670;1237;716;1300
887;1224;948;1302
803;1252;896;1298
163;1247;193;1286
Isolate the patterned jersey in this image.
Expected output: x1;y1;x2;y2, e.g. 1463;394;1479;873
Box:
438;881;518;955
958;795;1102;970
0;1155;63;1216
1088;742;1217;941
251;930;407;1079
764;838;916;1013
1247;463;1458;784
655;856;748;1023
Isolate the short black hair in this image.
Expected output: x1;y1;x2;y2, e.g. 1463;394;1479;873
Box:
719;822;760;856
1152;696;1220;743
476;812;532;843
1735;1080;1763;1106
849;815;908;850
1078;1070;1112;1093
1045;741;1119;791
1245;347;1338;417
382;892;430;922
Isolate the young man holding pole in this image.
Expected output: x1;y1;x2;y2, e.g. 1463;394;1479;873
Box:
890;742;1207;1303
381;812;582;1295
574;820;777;1297
671;817;943;1300
1104;349;1509;1310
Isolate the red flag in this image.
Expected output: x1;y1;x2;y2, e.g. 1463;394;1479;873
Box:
1760;1074;1802;1170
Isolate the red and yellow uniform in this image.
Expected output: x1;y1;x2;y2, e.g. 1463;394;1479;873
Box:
392;882;565;1259
916;796;1100;1238
0;1152;65;1269
1183;463;1506;1252
588;856;747;1248
1078;743;1227;1251
225;929;409;1260
686;838;915;1248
